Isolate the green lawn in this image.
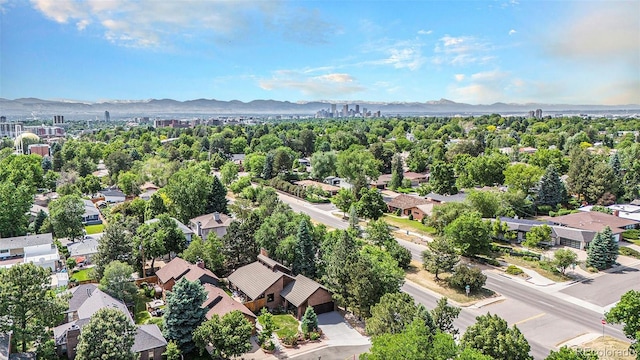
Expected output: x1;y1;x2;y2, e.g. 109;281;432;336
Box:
84;224;105;234
134;292;153;324
259;314;299;338
70;269;93;282
383;215;437;236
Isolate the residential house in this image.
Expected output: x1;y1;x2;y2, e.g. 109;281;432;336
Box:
81;200;101;225
227;255;334;319
0;233;59;271
496;217;596;249
138;182;159;201
424;192;468;204
98;188;126;204
371;172;428;189
294;180;340;196
54;284;167;360
145;217;194;244
578;204;640;223
202;284;256;332
231;154;246;170
66;237;99;264
549;211;638;243
189;212;232;239
0;332;35;360
385;194;434;220
155;257;219;293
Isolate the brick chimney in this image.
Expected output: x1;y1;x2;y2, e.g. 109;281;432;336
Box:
213;212;220;221
613;210;619;217
260;248;269;257
196;259;205;269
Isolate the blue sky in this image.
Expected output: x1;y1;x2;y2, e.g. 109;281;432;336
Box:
1;0;638;104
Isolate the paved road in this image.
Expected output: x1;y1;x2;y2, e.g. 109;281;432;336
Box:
289;345;371;360
560;264;640;306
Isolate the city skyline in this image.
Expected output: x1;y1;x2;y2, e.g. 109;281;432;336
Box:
1;0;638;105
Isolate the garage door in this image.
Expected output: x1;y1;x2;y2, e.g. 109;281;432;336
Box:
312;301;334;314
560;238;581;249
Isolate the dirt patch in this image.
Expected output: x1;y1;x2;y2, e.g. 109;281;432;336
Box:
580;336;635;360
405;261;496;305
338;308;368;337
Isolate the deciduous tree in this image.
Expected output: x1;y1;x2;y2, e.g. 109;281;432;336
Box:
605;290;640;355
49;194;84;241
523;224;552;248
461;313;533;360
365;292;422;336
193;310;253;359
310;151;337;180
503;163;544;194
93;222;135;279
165;167;212;223
0;181;32;237
422;237;459;280
75;308;137;360
444;212;490;256
219;162;239;186
99;261;137;304
331;188;355;218
337;146;380;195
429;161;458;195
356;187;387;221
553;249;578;275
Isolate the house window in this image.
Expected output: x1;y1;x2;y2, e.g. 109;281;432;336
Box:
148;350;154;360
267;293;274;303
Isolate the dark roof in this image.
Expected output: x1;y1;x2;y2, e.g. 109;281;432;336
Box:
552;226;596;243
155;257;218;285
280;274;330;307
425;192;468;203
202;284;256;320
497;217;555;232
227;261;291;300
8;353;35;360
132;325;167;352
99;188;126;197
83;200;100;217
0;333;10;360
0;233;53;250
257;254;291;274
386;194;431;210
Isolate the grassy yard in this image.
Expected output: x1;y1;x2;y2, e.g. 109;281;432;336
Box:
580;336;634;360
70;269;94;282
405;261;496;305
84;224;105;234
383;215;437;236
259;314;299;338
134;292;153;324
498;255;572;283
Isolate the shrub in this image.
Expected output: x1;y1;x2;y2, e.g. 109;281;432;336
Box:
622;229;640;240
66;258;77;270
309;331;321;341
301;307;318;334
281;334;298;346
395;208;402;216
447;264;487;293
408;213;414;220
619;247;640;259
505;265;524;275
537;205;553;215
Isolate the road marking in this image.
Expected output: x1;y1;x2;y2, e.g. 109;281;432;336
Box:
538;300;555;308
514;313;546;325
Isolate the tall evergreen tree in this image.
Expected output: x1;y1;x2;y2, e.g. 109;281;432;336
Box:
609;152;622;176
600;226;618;268
566;148;593;202
388;154;404;190
207;175;228;214
93;222;134;279
586;232;608;270
163;278;207;354
348;204;360;234
324;230;358;310
536;164;566;207
429;161;458;195
292;219;317;278
262;152;274;179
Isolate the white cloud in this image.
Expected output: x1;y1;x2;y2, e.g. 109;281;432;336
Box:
448;69;514;104
434;35;493;66
454;74;465;82
508;29;516;35
360;38;427;71
29;0;338;48
418;29;433;35
258;71;365;98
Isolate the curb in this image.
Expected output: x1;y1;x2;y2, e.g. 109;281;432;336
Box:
286;343;330;359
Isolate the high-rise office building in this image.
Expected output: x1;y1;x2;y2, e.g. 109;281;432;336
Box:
355;105;360;114
342;105;348;117
535;109;542;119
105;111;110;121
53;115;64;124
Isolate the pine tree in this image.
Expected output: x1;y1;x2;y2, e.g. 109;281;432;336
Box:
207;175;228;214
163;278;207;353
324;231;358;310
301;306;319;334
536;164;565;207
348;204;361;235
292;219;317;278
601;226;618;268
262;152;274;179
609;152;622;176
586;233;608;270
389;154;404;190
567;148;593;202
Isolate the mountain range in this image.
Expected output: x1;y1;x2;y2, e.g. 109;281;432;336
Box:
1;97;638;118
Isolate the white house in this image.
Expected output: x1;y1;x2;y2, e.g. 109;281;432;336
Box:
0;233;59;271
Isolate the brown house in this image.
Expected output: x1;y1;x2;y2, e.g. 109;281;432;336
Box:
548;211;639;243
156;257;219;293
227;255;334;319
386;194;433;218
202;284;257;333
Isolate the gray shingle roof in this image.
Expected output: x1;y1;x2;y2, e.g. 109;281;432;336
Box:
280;275;329;307
0;233;53;251
425;192;468;203
67;238;99;257
227;261;291;300
552;226;596;243
145;217;194;236
66;284;99;313
131;325;167;352
0;333;10;360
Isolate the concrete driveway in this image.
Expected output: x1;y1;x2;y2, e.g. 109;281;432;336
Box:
317;312;370;346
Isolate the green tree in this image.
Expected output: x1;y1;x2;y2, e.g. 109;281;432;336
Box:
431;297;461;336
356;187;387;220
422;237;459;280
331;188;356;218
298;129;316;156
163;341;182;360
219;162;239;186
301;306;319;334
145;192;168;220
429;161;458;195
163;278;207;353
324;230;358;310
221;218;259;271
545;346;598;360
181;233;225;275
0;264;67;352
407;148;429;173
587;161;618;204
310;151;337;180
154;214;188;256
503;163;544;194
104;150;131;182
447;264;487;293
257;308;275;349
467;189;501;218
33;209;48;234
262;152;275;179
389;154;404;190
461;313;533;360
75;308;137;360
586;226;617;270
165;167;212;223
537;165;566;208
0;154;44;191
99;260;137;304
117;171;140;196
193;310;253;359
207;175;228;214
292;219;318;278
466;152;509;187
244;152;266;177
566;148;593;202
427;202;473;234
134;222;166;273
230;136;248;154
605;290;640;354
362;319;433;360
79;174;102;195
93;221;135;279
553;249;579;275
349;204;361;234
365;292;421;336
0;181;32;237
445;212;490;256
49;194;84;241
365;220;394;246
337;146;381;195
523;224;552;248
